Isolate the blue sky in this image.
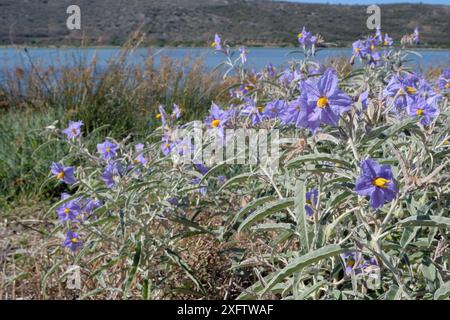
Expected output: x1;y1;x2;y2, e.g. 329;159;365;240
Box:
283;0;449;4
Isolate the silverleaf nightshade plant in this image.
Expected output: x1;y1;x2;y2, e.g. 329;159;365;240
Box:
44;26;449;300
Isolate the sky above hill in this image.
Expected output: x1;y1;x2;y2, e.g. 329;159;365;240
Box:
283;0;449;4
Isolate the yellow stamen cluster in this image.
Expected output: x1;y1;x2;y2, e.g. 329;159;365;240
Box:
416;109;424;116
297;33;303;39
106;147;111;153
317;96;329;109
257;105;265;113
406;86;417;95
211;119;221;128
71;237;78;244
57;171;65;180
372;177;390;188
446;83;450;88
64;208;71;215
156;113;162;120
211;41;217;48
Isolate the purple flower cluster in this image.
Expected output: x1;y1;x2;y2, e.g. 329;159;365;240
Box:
55;193;103;252
383;73;440;125
351;27;393;66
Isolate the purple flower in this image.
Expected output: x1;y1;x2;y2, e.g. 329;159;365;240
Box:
360;90;369;111
241;98;264;125
83;198;103;215
355;159;397;209
191;177;207;196
56;200;80;223
63;121;83;140
205;103;229;135
375;26;383;43
383;34;393;46
97;140;118;160
64;230;83;252
161;135;174;156
134;143;147;165
156;105;167;125
102;161;124;189
218;175;227;184
173;104;182;119
263;100;286;120
352;40;367;60
211;34;222;50
407;96;439;126
383;74;420;110
266;64;276;78
280;97;310;128
297;26;316;49
340;252;378;275
194;163;209;175
413;27;420;44
438;68;450;90
305;188;318;217
300;68;352;132
51;162;76;185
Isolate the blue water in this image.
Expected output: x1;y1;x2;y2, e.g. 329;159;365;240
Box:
1;47;449;77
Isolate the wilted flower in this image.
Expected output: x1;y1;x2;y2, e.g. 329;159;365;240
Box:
355;159;397;209
63;120;83;140
300;68;352;132
51;162;76;185
407;96;439;126
64;230;82;252
97;140;118;160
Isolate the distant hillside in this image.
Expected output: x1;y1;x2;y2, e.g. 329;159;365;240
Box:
0;0;449;47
